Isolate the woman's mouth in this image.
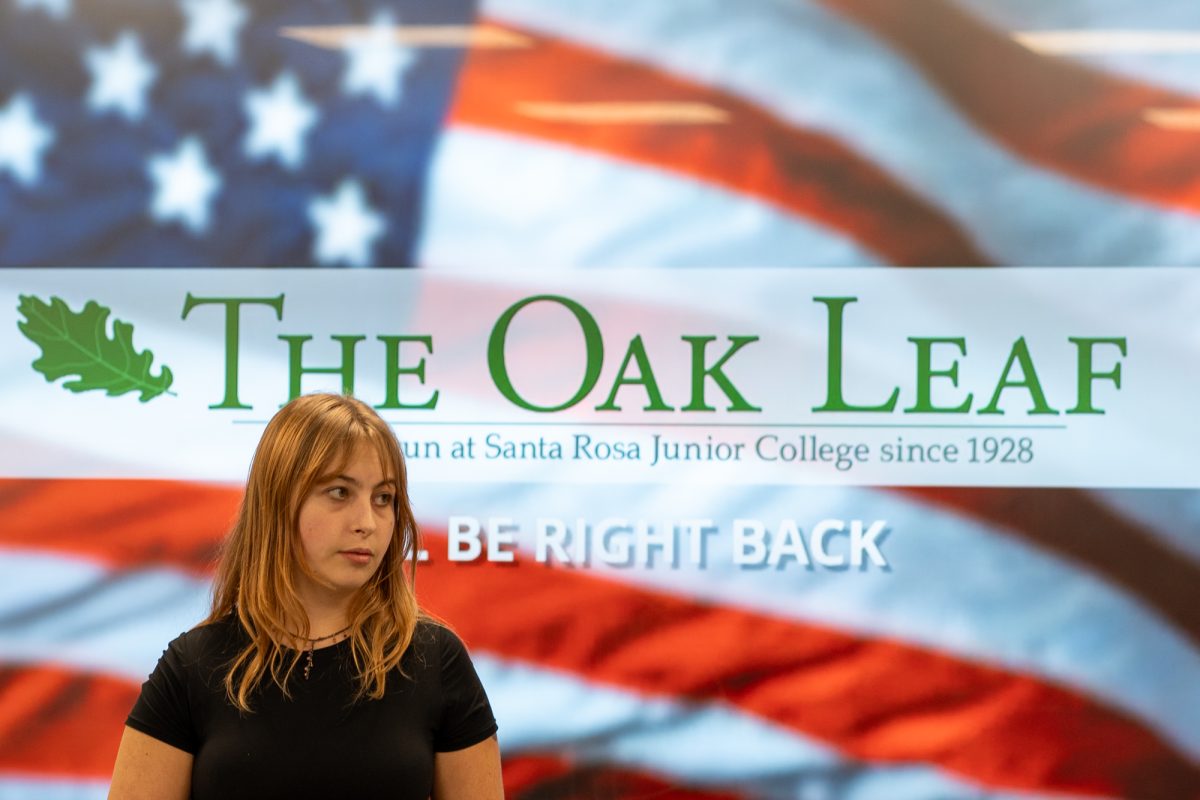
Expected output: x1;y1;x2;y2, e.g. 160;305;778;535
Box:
340;549;373;566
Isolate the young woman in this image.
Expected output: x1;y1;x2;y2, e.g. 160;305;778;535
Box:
108;394;502;799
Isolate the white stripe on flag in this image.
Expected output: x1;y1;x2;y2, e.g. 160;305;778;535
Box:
953;0;1200;97
0;550;210;681
417;126;884;269
1094;488;1200;564
0;777;108;800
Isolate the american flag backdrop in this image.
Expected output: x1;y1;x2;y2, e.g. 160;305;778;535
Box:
0;1;1199;800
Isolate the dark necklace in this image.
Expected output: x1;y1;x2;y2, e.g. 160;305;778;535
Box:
294;625;351;680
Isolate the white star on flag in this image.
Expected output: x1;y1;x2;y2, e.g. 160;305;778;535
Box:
147;137;221;234
0;94;55;186
85;32;158;122
15;0;71;19
342;12;415;107
243;72;318;170
180;0;248;66
308;179;386;267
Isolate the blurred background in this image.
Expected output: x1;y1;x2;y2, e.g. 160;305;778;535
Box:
0;0;1198;798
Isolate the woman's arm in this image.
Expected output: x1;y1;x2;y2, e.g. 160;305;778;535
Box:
108;726;193;800
432;735;503;800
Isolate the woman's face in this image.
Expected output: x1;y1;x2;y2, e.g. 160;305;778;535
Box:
294;442;396;607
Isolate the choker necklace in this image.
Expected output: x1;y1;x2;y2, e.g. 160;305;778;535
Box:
294;625;351;680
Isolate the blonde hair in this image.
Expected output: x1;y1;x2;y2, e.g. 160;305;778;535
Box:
204;393;421;712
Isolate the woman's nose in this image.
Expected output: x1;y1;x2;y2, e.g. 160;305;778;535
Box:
351;497;378;534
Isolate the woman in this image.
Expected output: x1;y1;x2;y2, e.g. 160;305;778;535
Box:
108;394;502;799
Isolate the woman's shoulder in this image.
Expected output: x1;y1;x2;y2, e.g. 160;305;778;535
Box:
409;616;451;652
405;617;474;669
164;614;246;666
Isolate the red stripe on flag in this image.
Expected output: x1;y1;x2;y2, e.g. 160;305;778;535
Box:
503;755;574;797
418;534;1200;800
0;664;134;778
819;0;1200;215
0;479;235;574
449;21;993;267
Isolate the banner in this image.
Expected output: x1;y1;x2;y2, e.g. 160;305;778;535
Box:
3;268;1191;487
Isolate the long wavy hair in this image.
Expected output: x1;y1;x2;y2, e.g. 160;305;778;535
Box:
203;393;421;712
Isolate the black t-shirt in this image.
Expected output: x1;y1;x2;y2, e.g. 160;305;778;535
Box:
126;616;497;800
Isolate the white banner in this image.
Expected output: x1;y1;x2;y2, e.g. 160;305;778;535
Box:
1;268;1194;487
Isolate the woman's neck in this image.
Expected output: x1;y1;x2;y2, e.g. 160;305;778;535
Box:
295;588;353;641
304;611;350;640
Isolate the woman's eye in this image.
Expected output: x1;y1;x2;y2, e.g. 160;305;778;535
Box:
327;486;348;500
375;493;394;507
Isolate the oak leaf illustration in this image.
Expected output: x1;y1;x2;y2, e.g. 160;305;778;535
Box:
17;294;174;402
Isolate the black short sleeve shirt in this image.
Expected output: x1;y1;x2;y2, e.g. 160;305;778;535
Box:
126;617;497;800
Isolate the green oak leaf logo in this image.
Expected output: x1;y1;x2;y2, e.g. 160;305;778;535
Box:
17;294;174;402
